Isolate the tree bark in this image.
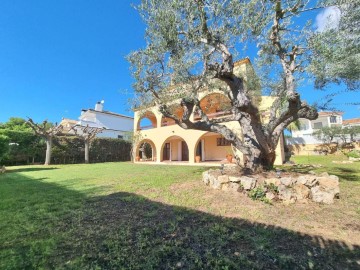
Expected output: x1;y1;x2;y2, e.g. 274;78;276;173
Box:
84;140;89;164
44;137;52;165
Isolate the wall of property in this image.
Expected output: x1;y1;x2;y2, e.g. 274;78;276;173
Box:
204;135;228;161
133;60;285;165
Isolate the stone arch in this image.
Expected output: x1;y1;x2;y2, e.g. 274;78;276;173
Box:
194;132;233;163
161;104;184;127
195;93;232;121
137;111;157;131
160;135;189;162
135;139;157;162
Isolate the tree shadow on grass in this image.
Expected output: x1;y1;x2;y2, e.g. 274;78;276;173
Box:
0;173;359;270
8;167;59;173
54;192;360;270
332;167;360;182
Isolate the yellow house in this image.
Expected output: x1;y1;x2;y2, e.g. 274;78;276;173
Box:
133;59;285;166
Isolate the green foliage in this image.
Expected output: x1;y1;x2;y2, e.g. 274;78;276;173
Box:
248;186;267;201
313;126;342;144
52;136;132;164
0;129;43;165
308;1;360;91
0;117;32;132
0;134;10;163
0;117;132;165
313;125;360;146
265;183;279;193
346;150;360;159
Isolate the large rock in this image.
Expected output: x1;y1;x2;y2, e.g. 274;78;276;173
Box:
278;184;295;201
266;192;276;201
317;177;340;197
202;169;221;186
229;176;241;183
310;174;340;204
218;175;230;184
319;172;330;177
264;178;281;186
222;182;241;192
296;175;318;187
293;183;310;200
240;176;257;190
280;177;294;187
310;186;336;204
329;175;339;182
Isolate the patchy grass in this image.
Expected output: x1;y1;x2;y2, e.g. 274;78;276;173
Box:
0;159;359;269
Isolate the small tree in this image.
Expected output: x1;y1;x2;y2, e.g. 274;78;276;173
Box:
345;126;360;142
313;126;342;145
71;125;104;164
27;119;63;165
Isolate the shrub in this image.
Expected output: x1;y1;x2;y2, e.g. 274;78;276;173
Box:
346;150;360;159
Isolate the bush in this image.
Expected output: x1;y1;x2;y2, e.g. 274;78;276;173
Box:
346;150;360;159
51;136;132;164
0;134;10;164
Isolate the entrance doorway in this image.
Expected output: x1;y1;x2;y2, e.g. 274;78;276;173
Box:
163;143;170;160
181;141;189;161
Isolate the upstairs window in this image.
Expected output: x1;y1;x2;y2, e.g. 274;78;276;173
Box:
330;116;337;123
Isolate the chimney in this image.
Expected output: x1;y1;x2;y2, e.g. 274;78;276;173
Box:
95;100;104;111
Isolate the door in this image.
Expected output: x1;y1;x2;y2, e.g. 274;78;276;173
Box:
181;141;189;161
163;143;170;160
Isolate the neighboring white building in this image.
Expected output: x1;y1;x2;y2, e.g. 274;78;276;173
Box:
289;111;343;145
287;112;360;155
61;101;134;140
343;118;360;128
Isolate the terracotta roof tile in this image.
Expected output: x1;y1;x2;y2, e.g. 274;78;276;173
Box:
343;118;360;125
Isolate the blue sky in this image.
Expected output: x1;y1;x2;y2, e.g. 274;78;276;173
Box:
0;0;359;124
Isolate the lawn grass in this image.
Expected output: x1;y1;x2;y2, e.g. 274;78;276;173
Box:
0;158;359;269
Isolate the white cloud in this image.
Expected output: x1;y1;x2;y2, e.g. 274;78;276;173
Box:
315;6;341;32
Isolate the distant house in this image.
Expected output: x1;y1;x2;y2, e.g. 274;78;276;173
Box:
60;101;134;140
343;118;360;128
289;111;343;145
287;112;360;155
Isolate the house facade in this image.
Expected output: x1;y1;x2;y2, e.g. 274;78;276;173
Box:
133;59;285;166
289;111;343;145
343;118;360;128
60;101;134;139
287;112;360;155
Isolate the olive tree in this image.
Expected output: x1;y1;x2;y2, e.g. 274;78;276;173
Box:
128;0;359;172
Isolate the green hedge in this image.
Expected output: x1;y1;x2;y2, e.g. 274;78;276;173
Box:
2;134;131;165
0;130;44;166
52;136;132;164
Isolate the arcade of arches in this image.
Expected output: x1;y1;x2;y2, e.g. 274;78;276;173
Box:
133;93;285;165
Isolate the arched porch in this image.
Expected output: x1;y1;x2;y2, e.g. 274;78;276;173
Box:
160;135;189;163
135;139;157;162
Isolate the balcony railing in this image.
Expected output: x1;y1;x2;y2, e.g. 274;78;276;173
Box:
194;110;232;121
139;125;155;130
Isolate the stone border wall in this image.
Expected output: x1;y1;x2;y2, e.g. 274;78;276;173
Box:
202;169;340;204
